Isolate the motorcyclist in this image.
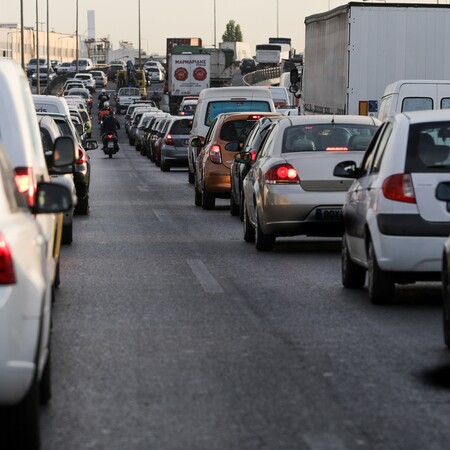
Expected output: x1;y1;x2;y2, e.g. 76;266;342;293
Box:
98;102;111;123
101;110;120;149
98;88;109;109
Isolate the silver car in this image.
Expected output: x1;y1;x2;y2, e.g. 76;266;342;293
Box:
160;116;193;171
241;115;380;251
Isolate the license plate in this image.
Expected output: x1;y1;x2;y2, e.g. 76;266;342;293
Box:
315;208;342;220
107;142;114;149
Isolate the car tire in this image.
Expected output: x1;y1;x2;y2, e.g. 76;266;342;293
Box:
243;201;255;243
188;168;195;184
75;195;89;215
442;257;450;349
54;259;61;289
39;349;52;405
129;139;134;146
61;223;73;245
1;372;40;450
342;235;366;288
255;209;275;251
202;185;215;210
230;193;239;216
161;160;170;172
368;240;394;304
239;194;245;222
194;183;202;207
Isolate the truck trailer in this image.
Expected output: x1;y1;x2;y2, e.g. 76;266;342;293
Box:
302;2;450;116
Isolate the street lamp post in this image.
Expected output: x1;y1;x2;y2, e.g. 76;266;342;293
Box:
213;0;217;49
47;0;50;82
76;0;79;73
20;0;25;69
138;0;142;68
36;0;40;93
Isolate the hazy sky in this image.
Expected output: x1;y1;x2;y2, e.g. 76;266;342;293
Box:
2;0;448;55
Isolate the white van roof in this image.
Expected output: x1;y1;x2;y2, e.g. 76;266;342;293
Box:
382;80;450;97
33;94;71;118
198;86;273;100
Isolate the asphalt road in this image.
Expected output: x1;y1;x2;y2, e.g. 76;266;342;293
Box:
40;86;450;450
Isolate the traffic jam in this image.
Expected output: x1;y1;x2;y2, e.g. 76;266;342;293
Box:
3;1;450;449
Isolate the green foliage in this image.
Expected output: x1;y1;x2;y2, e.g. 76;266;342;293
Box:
222;20;243;42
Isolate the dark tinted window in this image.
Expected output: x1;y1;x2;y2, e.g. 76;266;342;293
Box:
205;101;271;126
220;119;257;142
171;118;193;134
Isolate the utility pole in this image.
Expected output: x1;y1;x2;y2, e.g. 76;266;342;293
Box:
47;0;50;87
20;0;25;70
76;0;79;73
138;0;141;68
36;0;40;93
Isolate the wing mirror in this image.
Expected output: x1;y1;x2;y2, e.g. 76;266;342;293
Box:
333;160;360;179
191;137;203;148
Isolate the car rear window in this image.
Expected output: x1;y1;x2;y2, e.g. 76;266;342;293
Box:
405;122;450;172
220;119;258;142
282;124;378;153
171;118;193;134
205;101;271;126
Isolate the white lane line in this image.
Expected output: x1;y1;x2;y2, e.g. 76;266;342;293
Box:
187;259;224;294
303;433;348;450
153;209;172;222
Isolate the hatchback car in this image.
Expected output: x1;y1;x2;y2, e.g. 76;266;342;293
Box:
73;73;96;93
242;115;380;251
194;112;277;210
334;109;450;304
146;67;164;82
160;116;193;171
89;70;108;87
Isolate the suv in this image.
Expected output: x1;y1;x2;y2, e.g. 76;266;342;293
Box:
240;58;257;75
26;57;48;77
74;73;96;93
335;109;450;304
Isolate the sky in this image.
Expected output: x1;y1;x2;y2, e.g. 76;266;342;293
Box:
2;0;449;56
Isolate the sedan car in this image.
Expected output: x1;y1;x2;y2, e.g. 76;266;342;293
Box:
334;109;450;304
146;67;165;82
194;112;277;210
90;70;108;87
160;116;193;171
242;115;380;251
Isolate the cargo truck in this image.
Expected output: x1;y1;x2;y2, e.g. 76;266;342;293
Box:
298;2;450;116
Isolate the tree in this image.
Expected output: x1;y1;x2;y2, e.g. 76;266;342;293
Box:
222;20;243;42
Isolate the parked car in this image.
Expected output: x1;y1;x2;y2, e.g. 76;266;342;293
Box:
0;141;72;449
194;112;278;210
334;109;450;304
90;70;108;87
73;73;96;93
242;114;379;251
230;114;282;219
240;58;257;75
160;116;193;171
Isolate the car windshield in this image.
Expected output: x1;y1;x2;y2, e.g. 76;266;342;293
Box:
171;118;193;135
220;119;258;142
205;101;271;126
282;124;378;153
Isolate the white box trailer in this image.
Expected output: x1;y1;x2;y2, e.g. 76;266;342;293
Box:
303;2;450;116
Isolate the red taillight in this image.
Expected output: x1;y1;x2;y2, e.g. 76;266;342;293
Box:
266;163;300;184
107;134;113;138
209;145;222;164
326;147;348;152
250;149;257;162
165;134;174;146
0;235;16;285
382;173;416;203
248;114;262;120
77;148;87;164
14;167;35;207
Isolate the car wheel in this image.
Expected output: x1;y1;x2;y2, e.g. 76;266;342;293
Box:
239;194;245;222
74;195;89;215
230;193;239;216
54;259;61;289
61;223;73;245
161;160;170;172
342;235;366;288
243;201;255;243
367;240;394;304
129;139;134;146
442;257;450;348
149;149;156;162
188;168;195;184
1;372;40;449
39;348;52;405
255;209;275;251
194;183;202;207
202;185;215;210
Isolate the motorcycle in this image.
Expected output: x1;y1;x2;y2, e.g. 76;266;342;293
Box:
103;133;119;159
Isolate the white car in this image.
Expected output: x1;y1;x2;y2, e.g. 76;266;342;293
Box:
242;115;380;251
89;70;108;87
0;141;72;448
73;73;96;93
146;67;165;82
335;109;450;304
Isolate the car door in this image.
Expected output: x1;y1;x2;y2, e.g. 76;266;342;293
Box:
345;122;393;263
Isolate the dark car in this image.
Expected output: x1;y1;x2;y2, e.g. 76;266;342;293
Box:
230;115;282;219
153;118;173;167
240;58;257;75
160;116;193;171
135;114;153;155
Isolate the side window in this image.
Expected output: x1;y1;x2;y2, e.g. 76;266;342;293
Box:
371;122;393;174
441;98;450;109
360;123;387;175
204;118;217;144
257;124;277;159
402;97;433;113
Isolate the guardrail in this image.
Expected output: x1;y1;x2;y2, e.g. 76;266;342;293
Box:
242;66;281;86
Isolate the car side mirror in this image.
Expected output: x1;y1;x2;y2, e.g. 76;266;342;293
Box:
333;160;360;178
75;123;84;135
84;139;98;151
191;137;203;148
225;142;240;152
234;151;252;164
290;67;299;84
32;182;73;214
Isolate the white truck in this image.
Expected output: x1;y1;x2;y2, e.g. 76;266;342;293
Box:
168;53;211;114
255;43;290;68
219;41;253;64
301;2;450;116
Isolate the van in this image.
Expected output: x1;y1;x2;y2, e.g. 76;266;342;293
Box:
378;80;450;122
33;94;71;117
69;58;94;73
187;86;276;183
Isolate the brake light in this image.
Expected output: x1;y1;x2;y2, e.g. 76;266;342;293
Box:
107;134;113;138
248;115;262;120
209;145;222;164
326;147;348;152
77;148;87;164
0;235;16;285
382;173;416;203
266;163;300;184
250;149;257;162
165;134;174;146
14;167;36;207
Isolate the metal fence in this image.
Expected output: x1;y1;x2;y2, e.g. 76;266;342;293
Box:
242;66;281;86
